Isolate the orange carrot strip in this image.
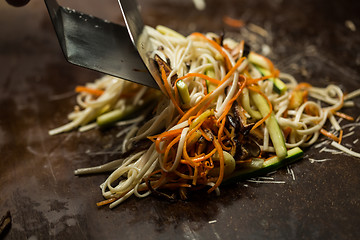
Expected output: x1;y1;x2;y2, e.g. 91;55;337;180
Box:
160;66;184;115
96;197;117;207
177;91;215;124
193;148;217;163
176;72;221;85
295;82;312;90
162;135;181;170
333;111;354;121
183;120;209;162
223;16;245;28
223;127;233;139
179;159;198;168
320;128;339;142
75;86;104;96
154;129;183;153
176;56;245;125
207;138;224;193
147;135;158;143
246;75;273;85
187;115;198;126
217;118;231;151
338;130;343;144
199;128;212;142
220;57;246;84
190;32;232;70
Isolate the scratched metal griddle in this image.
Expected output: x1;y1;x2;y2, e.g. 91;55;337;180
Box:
0;0;359;239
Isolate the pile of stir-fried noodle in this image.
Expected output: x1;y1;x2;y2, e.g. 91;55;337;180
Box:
50;25;360;208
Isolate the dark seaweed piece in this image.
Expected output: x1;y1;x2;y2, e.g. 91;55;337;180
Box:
243;139;261;157
226;114;238;130
232;102;255;135
234;138;261;160
243;42;251;57
154;54;178;85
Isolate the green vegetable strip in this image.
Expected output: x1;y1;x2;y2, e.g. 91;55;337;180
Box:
241;88;262;120
189;109;213;130
223;147;303;185
255;66;287;95
248;52;269;69
205;68;217;93
250;90;288;159
156;25;186;39
96;106;136;127
176;80;191;106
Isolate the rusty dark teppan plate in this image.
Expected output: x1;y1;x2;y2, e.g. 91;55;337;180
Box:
0;0;359;239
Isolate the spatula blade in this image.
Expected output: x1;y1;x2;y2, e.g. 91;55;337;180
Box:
44;0;159;89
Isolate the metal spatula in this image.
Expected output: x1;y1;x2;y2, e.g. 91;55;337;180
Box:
44;0;160;89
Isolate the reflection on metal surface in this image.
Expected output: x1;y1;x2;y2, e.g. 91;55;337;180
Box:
118;0;162;89
44;0;159;89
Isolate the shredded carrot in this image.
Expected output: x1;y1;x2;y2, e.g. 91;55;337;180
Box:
320;128;339;142
295;82;312;90
187;115;198;126
246;75;273;85
190;32;232;70
162;135;181;170
75;86;104;97
199;128;212;141
177;89;216;124
223;16;245;28
96;197;117;207
207;138;224;193
193;148;217;163
154;129;183;153
176;72;221;85
217;118;231;151
334;111;354;121
183;119;210;162
220;57;246;84
180;159;199;168
160;66;184;115
147;135;158;142
338;130;343;144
